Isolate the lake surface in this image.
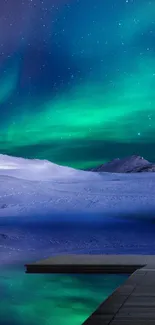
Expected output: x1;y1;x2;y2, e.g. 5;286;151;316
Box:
0;216;154;325
0;266;127;325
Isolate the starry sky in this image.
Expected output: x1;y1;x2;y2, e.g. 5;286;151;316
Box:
0;0;155;169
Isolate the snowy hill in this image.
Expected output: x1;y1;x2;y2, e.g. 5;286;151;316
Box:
0;154;155;220
0;154;97;181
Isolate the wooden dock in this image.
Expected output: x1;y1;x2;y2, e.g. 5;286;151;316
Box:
25;255;155;325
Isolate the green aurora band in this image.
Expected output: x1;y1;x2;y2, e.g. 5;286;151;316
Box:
0;0;155;168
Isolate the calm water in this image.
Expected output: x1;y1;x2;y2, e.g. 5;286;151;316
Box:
0;216;133;325
1;216;154;325
0;266;127;325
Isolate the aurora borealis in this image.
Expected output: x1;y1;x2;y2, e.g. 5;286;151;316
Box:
0;0;155;168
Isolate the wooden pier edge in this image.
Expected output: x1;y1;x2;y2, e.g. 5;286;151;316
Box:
25;255;155;325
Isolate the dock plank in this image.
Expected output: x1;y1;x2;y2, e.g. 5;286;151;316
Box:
82;268;155;325
25;254;155;274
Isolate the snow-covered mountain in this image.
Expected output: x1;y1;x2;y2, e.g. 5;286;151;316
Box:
89;155;155;173
0;154;155;219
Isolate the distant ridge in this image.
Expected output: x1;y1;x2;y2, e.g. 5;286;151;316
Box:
89;155;155;173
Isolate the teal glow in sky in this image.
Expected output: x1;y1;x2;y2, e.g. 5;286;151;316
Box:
0;0;155;168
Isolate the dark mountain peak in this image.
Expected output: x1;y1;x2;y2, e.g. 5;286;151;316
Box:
90;155;155;173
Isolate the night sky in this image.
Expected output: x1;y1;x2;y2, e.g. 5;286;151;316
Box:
0;0;155;168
